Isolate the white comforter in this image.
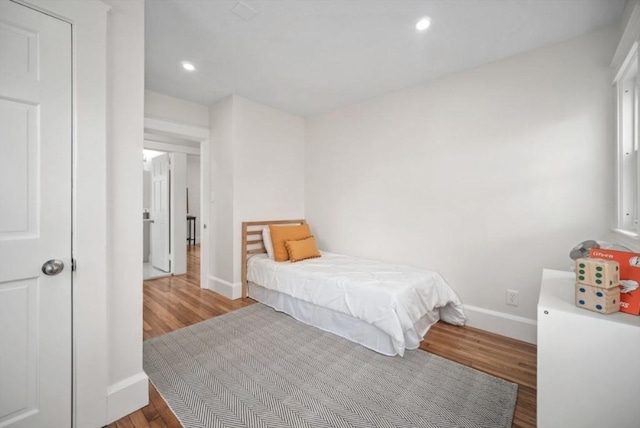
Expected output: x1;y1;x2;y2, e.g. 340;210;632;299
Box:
247;252;467;355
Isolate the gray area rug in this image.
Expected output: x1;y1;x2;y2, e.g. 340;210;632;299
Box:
144;303;518;428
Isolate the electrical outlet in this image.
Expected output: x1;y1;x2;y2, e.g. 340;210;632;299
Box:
506;289;519;306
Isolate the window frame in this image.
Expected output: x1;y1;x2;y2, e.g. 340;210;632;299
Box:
613;41;640;249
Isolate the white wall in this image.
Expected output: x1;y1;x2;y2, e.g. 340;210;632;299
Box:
305;26;619;343
208;95;305;298
232;96;306;282
104;0;148;422
187;154;201;242
145;89;209;128
209;97;235;293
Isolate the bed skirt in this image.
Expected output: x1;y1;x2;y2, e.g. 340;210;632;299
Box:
248;281;440;356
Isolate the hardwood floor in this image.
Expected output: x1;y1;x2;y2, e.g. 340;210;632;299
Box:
111;245;537;427
421;324;536;427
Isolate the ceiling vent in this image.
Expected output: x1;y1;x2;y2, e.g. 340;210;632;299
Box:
231;2;258;21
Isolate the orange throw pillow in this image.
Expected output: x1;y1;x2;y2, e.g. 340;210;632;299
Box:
269;223;312;262
285;236;321;263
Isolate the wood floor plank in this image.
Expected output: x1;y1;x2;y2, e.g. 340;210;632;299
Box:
112;244;536;427
114;416;135;428
128;409;151;428
149;383;182;428
148;417;169;428
140;393;161;422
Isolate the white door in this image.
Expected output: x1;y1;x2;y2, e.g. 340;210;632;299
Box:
151;153;171;272
0;1;72;427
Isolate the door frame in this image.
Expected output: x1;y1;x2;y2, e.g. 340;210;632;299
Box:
143;144;197;277
144;117;210;289
13;0;111;427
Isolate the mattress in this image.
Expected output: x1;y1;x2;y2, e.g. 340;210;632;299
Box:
247;252;466;356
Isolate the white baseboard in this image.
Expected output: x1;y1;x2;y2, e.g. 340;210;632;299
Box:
208;275;242;300
106;371;149;424
463;305;537;344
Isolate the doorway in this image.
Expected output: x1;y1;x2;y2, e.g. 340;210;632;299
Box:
142;119;208;286
142;148;202;280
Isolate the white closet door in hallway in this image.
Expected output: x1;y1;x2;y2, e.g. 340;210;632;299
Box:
150;153;171;272
0;1;73;426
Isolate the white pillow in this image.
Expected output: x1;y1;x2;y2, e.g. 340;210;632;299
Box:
262;227;274;259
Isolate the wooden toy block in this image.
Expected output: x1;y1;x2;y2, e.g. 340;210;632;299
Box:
575;258;619;289
575;283;620;314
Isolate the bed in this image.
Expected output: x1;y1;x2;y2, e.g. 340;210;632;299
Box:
241;219;467;356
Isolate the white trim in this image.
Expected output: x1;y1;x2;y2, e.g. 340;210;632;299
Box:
144;139;201;155
613;41;639;83
13;0;110;19
611;4;640;78
610;229;640;252
208;275;243;300
144;117;209;140
614;42;639;238
463;305;537;344
105;372;149;425
199;140;210;290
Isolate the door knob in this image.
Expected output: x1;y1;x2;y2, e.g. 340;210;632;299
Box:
42;259;64;276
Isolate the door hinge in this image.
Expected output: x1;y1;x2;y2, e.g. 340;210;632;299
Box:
72;258;77;272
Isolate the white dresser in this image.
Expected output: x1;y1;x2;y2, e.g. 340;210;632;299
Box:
537;269;640;428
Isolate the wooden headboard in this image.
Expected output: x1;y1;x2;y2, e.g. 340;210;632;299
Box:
241;219;306;298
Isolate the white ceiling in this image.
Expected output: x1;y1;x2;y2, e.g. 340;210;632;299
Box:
145;0;626;117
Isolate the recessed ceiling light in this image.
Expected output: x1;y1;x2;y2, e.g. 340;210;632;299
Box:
181;61;196;72
416;17;431;31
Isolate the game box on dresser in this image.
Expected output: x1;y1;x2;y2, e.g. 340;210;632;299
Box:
590;249;640;316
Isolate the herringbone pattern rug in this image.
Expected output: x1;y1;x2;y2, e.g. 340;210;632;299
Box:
144;303;517;428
